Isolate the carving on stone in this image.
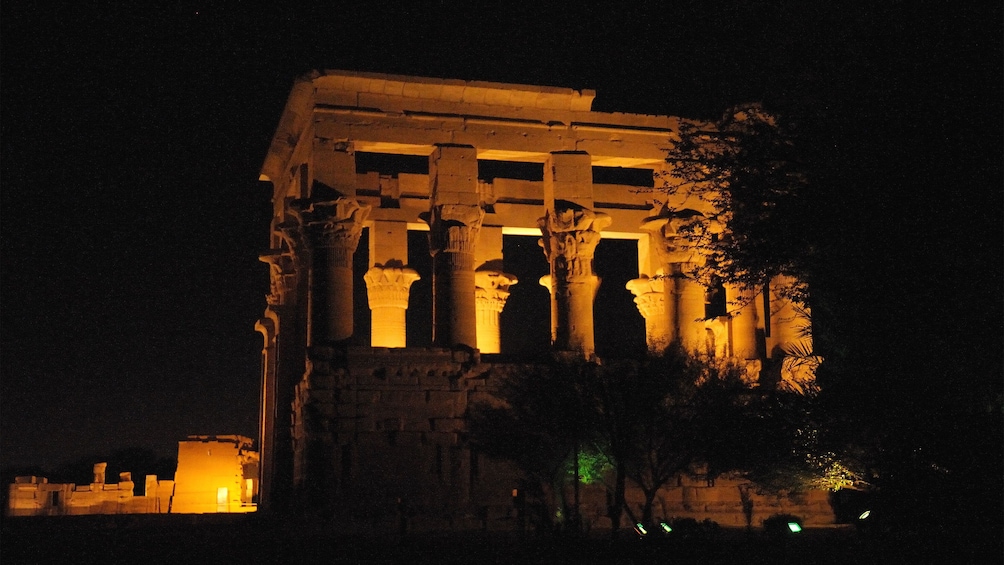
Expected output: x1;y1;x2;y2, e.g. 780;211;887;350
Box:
420;204;485;258
363;267;421;310
626;274;671;351
626;275;666;320
261;251;298;306
641;204;717;267
474;271;518;315
537;206;612;282
291;197;371;265
474;271;518;353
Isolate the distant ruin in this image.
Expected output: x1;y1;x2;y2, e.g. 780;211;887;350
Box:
7;435;257;516
256;71;825;528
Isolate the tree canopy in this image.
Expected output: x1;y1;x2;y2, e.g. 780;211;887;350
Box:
468;348;836;532
660;104;813;302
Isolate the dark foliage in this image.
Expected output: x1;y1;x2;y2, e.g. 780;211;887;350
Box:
660;104;813;301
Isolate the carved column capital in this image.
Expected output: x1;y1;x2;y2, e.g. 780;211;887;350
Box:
641;205;716;267
363;267;420;310
475;271;518;314
421;203;485;258
537;204;609;357
421;202;483;349
293;197;371;264
537;206;611;282
626;276;666;319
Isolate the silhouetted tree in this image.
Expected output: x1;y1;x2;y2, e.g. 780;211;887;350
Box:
468;358;597;533
588;349;704;528
471;346;839;534
660;104;814;301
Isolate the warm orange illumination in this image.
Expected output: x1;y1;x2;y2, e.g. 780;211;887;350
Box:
170;435;258;514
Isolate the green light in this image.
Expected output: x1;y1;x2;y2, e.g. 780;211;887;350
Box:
567;450;613;484
858;510;870;520
660;522;672;533
635;523;648;535
787;522;802;533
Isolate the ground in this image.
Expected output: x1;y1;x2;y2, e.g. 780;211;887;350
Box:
2;515;999;564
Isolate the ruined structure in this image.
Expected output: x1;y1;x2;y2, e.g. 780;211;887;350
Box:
7;436;257;516
7;466;173;516
256;71;819;527
171;435;259;514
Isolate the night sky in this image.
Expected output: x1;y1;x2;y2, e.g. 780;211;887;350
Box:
1;3;1000;473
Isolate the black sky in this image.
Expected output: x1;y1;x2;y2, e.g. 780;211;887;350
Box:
1;2;1000;470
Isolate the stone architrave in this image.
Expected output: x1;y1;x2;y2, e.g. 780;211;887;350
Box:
364;266;420;348
626;274;669;352
292;197;370;345
538;206;611;358
422;203;484;349
474;271;518;354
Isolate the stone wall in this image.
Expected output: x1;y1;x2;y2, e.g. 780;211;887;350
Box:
289;347;834;531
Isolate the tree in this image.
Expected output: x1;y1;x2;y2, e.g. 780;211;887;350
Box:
588;350;703;529
468;358;596;533
660;104;813;303
470;346;844;535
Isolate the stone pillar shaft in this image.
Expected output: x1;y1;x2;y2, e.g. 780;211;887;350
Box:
424;144;483;349
308;243;354;343
295;198;370;346
538;210;609;357
538;151;608;359
432;247;478;348
725;282;759;359
675;269;707;353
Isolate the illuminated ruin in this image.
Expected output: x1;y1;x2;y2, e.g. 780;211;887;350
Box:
7;436;257;516
256;71;822;527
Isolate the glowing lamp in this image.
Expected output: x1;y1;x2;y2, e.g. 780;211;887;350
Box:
634;523;648;535
660;521;672;533
787;522;802;533
858;510;871;520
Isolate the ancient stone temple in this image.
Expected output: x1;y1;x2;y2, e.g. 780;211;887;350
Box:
255;71;823;528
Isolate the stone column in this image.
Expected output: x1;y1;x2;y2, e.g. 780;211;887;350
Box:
538;151;608;359
724;282;759;360
293;198;370;346
675;268;708;352
538;208;610;357
474;225;517;354
767;275;807;357
424;204;483;348
626;274;670;352
422;144;483;349
475;271;518;353
364;266;420;348
367;219;418;348
641;205;711;354
256;247;301;513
